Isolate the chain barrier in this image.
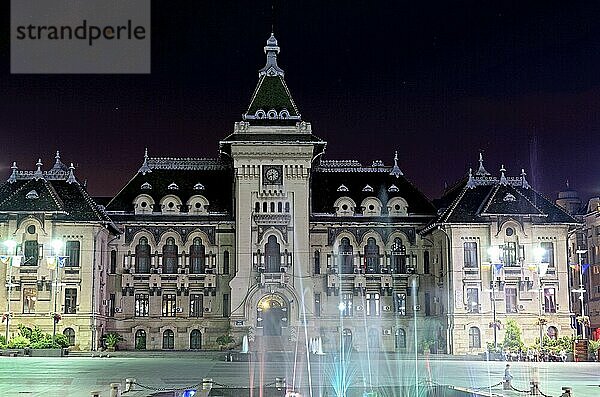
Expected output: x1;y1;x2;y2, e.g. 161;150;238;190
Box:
533;383;555;397
509;383;531;394
473;381;503;390
132;381;203;392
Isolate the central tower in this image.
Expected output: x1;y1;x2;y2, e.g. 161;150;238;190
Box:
220;34;326;345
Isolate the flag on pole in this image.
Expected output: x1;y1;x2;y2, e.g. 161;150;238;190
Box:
0;256;9;265
569;264;579;271
493;263;503;274
57;256;68;268
11;256;22;267
528;264;538;271
47;256;57;270
538;263;549;277
582;264;590;274
481;264;491;270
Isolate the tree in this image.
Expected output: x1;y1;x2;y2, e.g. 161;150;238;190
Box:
502;319;524;352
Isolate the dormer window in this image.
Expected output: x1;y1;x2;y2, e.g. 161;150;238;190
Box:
267;109;278;119
134;194;155;214
337;184;349;192
334;197;356;216
362;185;374;192
387;197;408;216
361;197;382;216
160;195;182;214
187;195;209;215
388;185;399;192
193;183;205;191
167;182;179;190
141;182;152;190
26;190;39;200
279;109;290;118
503;193;516;202
256;109;266;119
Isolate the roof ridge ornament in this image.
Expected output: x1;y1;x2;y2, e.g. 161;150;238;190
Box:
475;152;490;176
138;148;152;175
34;159;44;180
466;168;476;189
51;150;68;172
499;165;508;186
7;162;17;183
389;151;403;178
66;163;78;184
520;169;531;189
259;33;284;77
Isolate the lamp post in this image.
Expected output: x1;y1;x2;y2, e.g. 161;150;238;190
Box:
532;246;548;360
51;239;64;341
3;240;17;342
487;246;502;350
575;249;588;339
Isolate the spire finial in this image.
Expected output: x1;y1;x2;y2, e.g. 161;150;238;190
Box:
389;151;403;178
499;164;508;186
521;168;530;189
475;152;490;176
51;150;68;171
466;167;476;189
66;163;78;184
34;159;44;180
55;150;60;160
138;148;152;175
259;33;284;77
7;162;17;183
566;179;570;189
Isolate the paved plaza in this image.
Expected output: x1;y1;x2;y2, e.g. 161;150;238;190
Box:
0;353;598;397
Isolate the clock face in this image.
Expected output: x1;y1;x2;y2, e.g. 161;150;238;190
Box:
263;166;282;185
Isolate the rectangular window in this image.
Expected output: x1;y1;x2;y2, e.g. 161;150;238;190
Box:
394;292;406;315
64;288;77;314
466;288;479;313
503;243;518;267
110;250;117;274
65;241;80;267
541;242;555;268
109;293;115;317
223;294;230;317
424;292;431;316
135;293;149;317
190;294;203;317
23;287;37;313
162;293;176;317
423;251;430;274
544;287;556;313
505;287;517;313
341;293;353;317
463;242;478;268
314;293;321;317
366;293;380;316
24;240;39;266
314;251;321;274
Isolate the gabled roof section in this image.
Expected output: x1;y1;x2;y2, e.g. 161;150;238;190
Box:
480;184;545;217
242;34;301;125
0;179;64;213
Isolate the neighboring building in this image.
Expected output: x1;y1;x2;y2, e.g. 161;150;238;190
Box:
424;160;579;354
0;154;117;350
584;197;600;340
0;35;581;353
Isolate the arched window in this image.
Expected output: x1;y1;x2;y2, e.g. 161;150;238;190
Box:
265;235;281;273
368;328;380;348
391;238;406;273
162;237;178;274
63;328;75;346
364;237;380;274
135;329;147;350
270;202;275;212
339;238;354;274
278;202;283;212
190;329;202;349
547;326;558;340
24;240;39;266
163;329;174;349
189;237;205;274
255;202;260;213
469;327;481;348
285;202;290;213
395;328;406;349
135;237;150;273
223;251;230;275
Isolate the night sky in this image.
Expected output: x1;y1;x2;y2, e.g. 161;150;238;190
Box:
1;1;599;202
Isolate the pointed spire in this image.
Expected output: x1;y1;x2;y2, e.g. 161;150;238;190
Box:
389;151;403;178
475;152;490;176
7;162;17;183
499;165;508;186
565;179;570;189
34;159;44;180
66;163;78;184
51;150;68;172
259;33;284;77
138;148;152;175
466;167;476;189
520;169;530;189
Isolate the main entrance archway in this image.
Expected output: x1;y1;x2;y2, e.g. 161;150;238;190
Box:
257;294;288;336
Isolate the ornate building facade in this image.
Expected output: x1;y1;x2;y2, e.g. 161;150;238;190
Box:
0;35;580;354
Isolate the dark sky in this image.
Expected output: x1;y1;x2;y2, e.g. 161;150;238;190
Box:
1;1;599;202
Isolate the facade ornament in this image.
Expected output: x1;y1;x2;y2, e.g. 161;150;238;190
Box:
466;168;476;189
475;152;490;176
520;169;531;189
26;190;39;200
7;162;17;183
362;184;373;192
138;148;152;175
66;163;78;184
167;182;179;190
389;151;403;178
337;184;349;192
258;33;284;77
388;184;399;192
34;159;44;180
499;165;508;186
193;183;205;191
51;150;68;172
141;182;152;190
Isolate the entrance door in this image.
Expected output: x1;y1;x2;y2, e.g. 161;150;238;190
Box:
263;299;284;336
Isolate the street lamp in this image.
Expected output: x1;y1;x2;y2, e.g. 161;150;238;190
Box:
533;247;547;358
3;240;17;343
51;239;64;341
486;246;502;350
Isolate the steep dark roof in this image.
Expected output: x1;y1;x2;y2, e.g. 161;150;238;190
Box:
220;132;324;143
246;75;299;117
430;176;579;227
310;160;437;219
106;158;234;217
